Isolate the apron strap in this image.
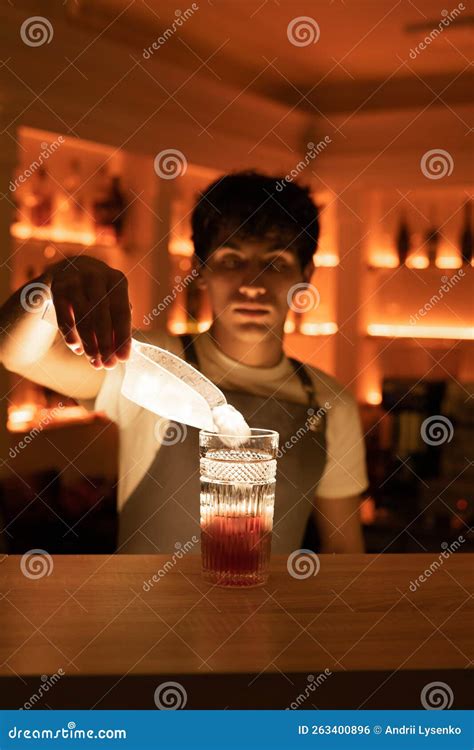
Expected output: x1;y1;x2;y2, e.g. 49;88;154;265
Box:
180;333;200;368
288;357;317;410
180;335;317;410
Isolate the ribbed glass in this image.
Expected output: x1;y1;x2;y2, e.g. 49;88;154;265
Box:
199;429;279;587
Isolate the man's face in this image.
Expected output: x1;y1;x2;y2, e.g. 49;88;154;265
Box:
197;237;313;341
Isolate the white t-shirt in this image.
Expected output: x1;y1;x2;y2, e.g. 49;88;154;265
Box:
88;330;369;513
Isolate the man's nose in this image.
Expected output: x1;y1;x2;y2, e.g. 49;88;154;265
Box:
238;282;266;298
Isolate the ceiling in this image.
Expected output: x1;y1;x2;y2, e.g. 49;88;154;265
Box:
66;0;473;112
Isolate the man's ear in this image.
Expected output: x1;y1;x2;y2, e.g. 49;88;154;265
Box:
302;259;315;284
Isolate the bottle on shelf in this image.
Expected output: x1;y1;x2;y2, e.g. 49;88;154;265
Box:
395;212;411;266
110;176;126;241
28;166;55;227
459;200;473;266
91;165;127;244
424;205;440;267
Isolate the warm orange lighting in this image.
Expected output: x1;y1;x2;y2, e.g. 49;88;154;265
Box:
436;255;462;269
314;252;339;267
456;498;468;511
7;403;37;431
169;237;194;256
406;253;429;269
43;244;57;259
168;319;188;335
284;320;338;335
7;403;90;432
367;323;474;340
50;405;88;421
300;321;338;336
360;496;376;525
168;319;210;334
178;257;192;272
11;222;116;247
197;319;212;332
368;251;398;269
366;390;383;406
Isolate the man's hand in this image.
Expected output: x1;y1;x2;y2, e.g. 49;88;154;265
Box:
46;256;132;369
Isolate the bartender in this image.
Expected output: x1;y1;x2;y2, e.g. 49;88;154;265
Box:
0;170;368;554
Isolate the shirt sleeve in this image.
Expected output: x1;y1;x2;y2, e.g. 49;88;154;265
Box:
76;362;127;423
316;390;369;499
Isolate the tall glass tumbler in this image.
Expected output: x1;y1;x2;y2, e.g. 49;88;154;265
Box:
199;428;279;587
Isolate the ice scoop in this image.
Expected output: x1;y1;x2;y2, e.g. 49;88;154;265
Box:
121;338;227;432
42;300;250;438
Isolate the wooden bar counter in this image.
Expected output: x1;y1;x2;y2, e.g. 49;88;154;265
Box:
0;553;472;709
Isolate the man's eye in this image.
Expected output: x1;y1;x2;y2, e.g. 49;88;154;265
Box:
266;258;290;271
220;255;243;269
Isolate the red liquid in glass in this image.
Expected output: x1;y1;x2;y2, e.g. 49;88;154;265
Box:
201;513;272;587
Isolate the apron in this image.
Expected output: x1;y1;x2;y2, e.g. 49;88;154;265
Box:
118;335;327;554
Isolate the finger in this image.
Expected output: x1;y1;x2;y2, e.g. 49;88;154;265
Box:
52;295;84;355
89;353;103;369
96;303;117;369
108;271;132;360
71;297;99;359
85;276;116;367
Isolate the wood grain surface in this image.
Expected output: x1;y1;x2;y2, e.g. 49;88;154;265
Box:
0;553;472;709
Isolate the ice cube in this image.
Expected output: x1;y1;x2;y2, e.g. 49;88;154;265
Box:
211;404;252;447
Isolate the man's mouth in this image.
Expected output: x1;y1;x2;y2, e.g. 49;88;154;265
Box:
232;304;272;318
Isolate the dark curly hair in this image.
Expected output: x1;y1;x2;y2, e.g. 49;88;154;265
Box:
191;170;319;271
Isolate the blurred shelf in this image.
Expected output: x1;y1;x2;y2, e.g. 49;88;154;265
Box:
285;321;338;336
313;254;339;267
168;320;211;335
11;222;118;249
7;404;94;433
167;321;339;337
367;262;472;272
366;324;474;341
